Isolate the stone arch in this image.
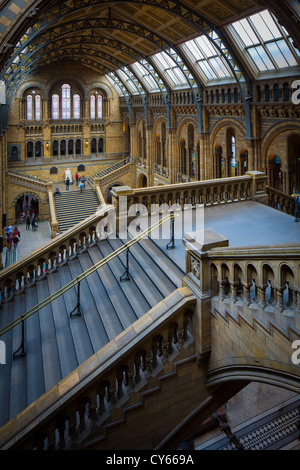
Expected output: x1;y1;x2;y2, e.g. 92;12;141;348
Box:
210;119;248;178
46;75;86;100
137;172;147;188
13;191;41;221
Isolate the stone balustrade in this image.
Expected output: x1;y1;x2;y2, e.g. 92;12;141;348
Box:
204;244;300;312
110;172;267;215
0;287;196;450
182;229;300;359
266;185;296;215
7;170;50;185
184;229;300;335
0;207;113;304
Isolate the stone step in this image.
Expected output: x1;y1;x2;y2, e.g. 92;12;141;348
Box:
0;237;181;428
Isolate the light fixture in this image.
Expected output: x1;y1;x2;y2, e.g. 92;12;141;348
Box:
86;139;88;147
46;142;49;150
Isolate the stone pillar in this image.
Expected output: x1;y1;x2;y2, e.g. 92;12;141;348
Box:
182;228;229;358
245;170;268;205
168;128;177;184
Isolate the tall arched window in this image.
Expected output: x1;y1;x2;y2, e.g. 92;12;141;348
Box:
26;95;33;120
97;95;103;119
62;84;71;119
73;94;80;119
35;95;41;121
52;94;59;119
90;95;96;119
231;135;237;176
90;92;104;119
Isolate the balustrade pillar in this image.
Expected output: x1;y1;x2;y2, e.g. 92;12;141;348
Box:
257;283;268;306
275;286;285;310
218;279;227;300
229;281;239;302
292;289;299;310
46;422;57;450
242;282;252;304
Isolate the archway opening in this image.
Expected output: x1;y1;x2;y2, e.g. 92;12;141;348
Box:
15;194;39;221
268;154;282;190
287;133;300;194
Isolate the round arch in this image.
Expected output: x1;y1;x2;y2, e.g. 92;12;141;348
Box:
137;172;147;188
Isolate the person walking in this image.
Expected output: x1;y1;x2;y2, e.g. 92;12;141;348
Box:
75;172;79;185
7;232;13;253
31;217;37;231
79;181;84;193
26;211;31;230
13;226;20;251
66;176;70;191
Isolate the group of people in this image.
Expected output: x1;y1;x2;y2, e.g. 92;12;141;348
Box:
75;173;86;192
25;210;38;231
5;224;20;253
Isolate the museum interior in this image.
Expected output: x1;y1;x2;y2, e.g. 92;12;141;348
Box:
0;0;299;451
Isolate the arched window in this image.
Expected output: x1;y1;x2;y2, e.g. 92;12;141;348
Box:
97;95;103;119
90;95;96;119
62;84;71;119
52;94;59;119
27;95;33;120
231;135;237;176
35;95;41;120
73;94;80;119
90;93;103;119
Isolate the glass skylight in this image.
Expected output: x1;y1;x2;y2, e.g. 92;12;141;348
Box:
151;51;189;88
130;62;159;92
116;69;139;94
180;35;233;83
230;9;299;72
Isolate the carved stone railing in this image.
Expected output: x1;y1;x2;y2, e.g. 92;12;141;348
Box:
110;172;268;215
183;229;300;356
48;187;59;237
0;287;196;450
0;206;113;303
266;186;295;215
7;170;50;185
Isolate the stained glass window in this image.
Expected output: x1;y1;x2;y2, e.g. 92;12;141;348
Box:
62;84;71;119
97;95;102;119
73;94;80;119
26;95;33;120
35;94;41;121
52;94;59;119
90;94;96;119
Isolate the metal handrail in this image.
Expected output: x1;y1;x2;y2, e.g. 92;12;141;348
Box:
0;212;176;338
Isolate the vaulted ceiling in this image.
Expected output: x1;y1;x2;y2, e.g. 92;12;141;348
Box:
0;0;299;103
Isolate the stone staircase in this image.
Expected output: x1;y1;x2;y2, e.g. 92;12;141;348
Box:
0;235;185;429
54;189;100;232
86;160;125;187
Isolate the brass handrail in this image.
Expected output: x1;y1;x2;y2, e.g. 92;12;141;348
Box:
0;212;176;338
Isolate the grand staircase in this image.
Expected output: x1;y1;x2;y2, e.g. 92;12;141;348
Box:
54;161;128;232
0;235;185;429
86;160;125;187
54;189;100;232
